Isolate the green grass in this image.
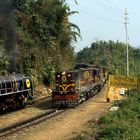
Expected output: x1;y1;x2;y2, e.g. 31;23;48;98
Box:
71;90;140;140
96;89;140;140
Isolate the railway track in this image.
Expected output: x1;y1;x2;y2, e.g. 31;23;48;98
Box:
28;95;51;106
0;95;51;115
0;86;107;139
0;94;91;139
0;108;64;138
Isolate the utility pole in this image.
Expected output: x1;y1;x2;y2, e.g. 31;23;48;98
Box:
124;8;129;77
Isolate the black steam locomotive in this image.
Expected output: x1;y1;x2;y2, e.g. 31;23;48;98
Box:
0;73;33;111
52;63;107;107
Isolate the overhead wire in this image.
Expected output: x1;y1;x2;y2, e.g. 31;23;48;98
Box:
105;0;124;13
70;2;123;24
89;0;123;17
81;8;122;24
91;0;122;13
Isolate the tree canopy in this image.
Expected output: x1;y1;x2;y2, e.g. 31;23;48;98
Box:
0;0;80;85
76;40;140;76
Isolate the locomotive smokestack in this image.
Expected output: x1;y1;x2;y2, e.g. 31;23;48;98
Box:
0;0;17;72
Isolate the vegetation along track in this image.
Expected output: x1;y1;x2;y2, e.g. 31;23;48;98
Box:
0;109;64;138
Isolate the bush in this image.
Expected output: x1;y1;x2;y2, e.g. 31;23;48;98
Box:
96;90;140;140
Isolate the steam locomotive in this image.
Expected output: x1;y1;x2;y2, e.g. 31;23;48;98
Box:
52;63;107;107
0;73;33;111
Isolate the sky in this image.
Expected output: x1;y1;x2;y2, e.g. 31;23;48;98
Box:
67;0;140;52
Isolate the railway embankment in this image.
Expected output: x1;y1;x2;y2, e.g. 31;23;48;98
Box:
72;89;140;140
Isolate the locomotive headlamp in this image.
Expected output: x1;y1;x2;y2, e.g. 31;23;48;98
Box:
26;79;31;88
62;71;66;75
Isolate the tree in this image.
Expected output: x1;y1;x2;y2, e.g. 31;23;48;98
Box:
15;0;80;84
76;40;140;76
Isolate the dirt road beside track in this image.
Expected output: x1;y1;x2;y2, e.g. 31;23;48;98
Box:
3;86;117;140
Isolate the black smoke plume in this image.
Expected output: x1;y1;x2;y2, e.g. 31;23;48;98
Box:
0;0;17;72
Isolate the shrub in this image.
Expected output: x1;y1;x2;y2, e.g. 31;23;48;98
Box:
96;90;140;140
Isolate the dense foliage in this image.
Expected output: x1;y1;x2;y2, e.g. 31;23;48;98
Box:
76;40;140;76
96;90;140;140
0;0;80;85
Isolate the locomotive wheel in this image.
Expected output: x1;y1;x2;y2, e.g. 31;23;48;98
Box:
18;95;28;108
76;98;80;105
1;103;7;111
97;85;101;92
12;100;17;110
95;88;98;94
22;95;28;107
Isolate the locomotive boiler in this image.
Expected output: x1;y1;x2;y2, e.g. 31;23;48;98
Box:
0;73;33;111
52;64;107;107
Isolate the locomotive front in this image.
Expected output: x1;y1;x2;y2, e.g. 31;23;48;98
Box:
52;71;79;107
0;73;33;111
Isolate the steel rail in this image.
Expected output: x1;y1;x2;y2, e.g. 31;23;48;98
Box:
0;109;64;138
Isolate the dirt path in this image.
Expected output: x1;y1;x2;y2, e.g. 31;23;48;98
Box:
3;85;115;140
